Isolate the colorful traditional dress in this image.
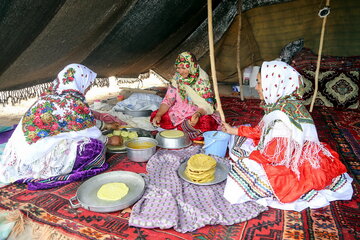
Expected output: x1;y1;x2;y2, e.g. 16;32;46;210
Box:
0;64;108;190
224;61;353;211
150;52;220;140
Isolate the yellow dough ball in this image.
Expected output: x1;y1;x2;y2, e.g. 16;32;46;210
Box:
113;130;122;136
128;131;138;139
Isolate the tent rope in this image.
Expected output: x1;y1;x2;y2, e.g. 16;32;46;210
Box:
208;0;225;121
310;0;330;112
236;0;244;101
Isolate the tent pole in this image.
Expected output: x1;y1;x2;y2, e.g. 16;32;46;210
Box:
207;0;225;121
310;0;330;112
236;0;244;101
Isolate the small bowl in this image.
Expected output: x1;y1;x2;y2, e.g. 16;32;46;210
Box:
125;137;158;162
155;131;192;149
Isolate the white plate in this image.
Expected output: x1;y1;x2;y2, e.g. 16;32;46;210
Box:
177;161;229;185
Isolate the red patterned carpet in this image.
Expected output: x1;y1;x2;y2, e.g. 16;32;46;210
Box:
0;97;359;239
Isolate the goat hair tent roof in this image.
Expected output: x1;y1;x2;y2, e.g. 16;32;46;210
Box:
0;0;359;94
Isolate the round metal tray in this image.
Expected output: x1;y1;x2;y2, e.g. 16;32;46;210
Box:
177;161;229;185
69;171;145;212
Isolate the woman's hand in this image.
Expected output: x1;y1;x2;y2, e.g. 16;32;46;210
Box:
189;112;201;126
152;114;162;126
104;122;121;130
221;122;238;135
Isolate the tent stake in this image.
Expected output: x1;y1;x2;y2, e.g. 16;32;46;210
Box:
207;0;225;121
236;0;244;101
310;0;330;112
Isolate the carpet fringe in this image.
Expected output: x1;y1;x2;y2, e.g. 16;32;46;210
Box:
3;209;74;240
6;210;25;237
31;221;73;240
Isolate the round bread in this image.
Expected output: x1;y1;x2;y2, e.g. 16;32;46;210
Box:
97;182;129;201
160;130;184;138
185;154;217;183
187;154;216;171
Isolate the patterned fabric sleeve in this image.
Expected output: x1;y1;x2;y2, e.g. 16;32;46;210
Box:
161;86;177;107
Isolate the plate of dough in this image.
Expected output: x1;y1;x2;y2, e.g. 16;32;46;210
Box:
177;154;229;185
69;171;145;212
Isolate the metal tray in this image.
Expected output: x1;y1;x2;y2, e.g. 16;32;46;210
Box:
177;161;229;186
114;108;152;117
69;171;145;212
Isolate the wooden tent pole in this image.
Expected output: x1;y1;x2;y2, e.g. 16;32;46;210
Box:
207;0;225;121
310;0;330;112
236;0;244;101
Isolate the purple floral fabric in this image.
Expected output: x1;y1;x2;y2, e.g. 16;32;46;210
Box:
129;145;267;233
16;138;107;190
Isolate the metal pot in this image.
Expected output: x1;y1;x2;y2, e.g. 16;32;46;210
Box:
125;137;158;162
155;131;192;149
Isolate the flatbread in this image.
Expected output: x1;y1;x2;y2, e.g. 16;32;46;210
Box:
160;130;184;138
97;182;129;201
185;154;217;183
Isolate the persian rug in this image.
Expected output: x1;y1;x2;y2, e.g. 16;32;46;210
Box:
291;48;360;109
0;97;359;239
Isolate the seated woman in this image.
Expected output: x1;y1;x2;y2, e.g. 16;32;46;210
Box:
151;52;220;140
222;60;353;211
0;63;118;190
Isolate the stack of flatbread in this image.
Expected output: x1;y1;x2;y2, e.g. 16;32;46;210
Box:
184;154;217;183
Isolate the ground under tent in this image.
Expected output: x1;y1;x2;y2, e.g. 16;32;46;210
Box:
0;0;359;239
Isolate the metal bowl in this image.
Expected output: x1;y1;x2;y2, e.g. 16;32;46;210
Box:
125;137;158;162
155;131;192;149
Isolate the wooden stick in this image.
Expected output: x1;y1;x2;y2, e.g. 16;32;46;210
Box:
236;0;244;101
310;0;330;112
207;0;225;121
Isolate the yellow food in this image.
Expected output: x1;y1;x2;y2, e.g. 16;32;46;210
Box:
107;133;113;137
127;141;156;149
121;131;129;138
185;154;217;183
128;131;138;139
160;130;184;138
113;130;122;136
97;182;129;201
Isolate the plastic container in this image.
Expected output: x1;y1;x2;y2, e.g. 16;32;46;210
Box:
203;131;230;157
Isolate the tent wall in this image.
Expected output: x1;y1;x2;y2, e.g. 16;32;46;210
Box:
0;0;359;92
209;0;360;83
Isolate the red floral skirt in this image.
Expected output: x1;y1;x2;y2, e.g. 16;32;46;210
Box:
150;111;218;140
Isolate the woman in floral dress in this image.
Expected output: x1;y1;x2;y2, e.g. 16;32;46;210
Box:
151;52;220;140
0;64;110;190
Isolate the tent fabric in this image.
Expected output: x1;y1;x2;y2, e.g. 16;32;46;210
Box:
211;0;360;83
0;0;359;103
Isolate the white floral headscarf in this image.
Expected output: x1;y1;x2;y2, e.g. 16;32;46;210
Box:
53;63;97;94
